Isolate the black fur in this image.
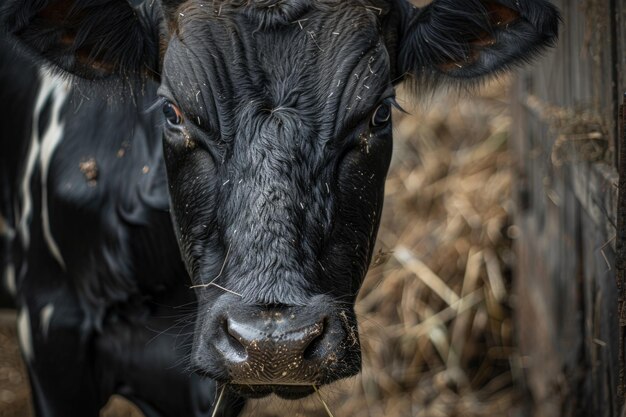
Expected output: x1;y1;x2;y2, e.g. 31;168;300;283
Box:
0;0;560;416
390;0;560;90
0;0;160;81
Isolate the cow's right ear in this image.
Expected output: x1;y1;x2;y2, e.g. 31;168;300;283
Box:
1;0;161;81
383;0;560;89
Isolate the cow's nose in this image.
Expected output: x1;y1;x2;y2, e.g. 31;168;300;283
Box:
226;314;324;363
212;307;357;386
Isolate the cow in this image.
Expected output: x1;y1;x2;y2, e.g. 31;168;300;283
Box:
0;0;559;416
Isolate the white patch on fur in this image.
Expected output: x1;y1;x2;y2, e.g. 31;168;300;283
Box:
4;263;16;296
40;303;54;340
39;76;68;270
17;135;40;247
17;307;34;362
18;71;68;270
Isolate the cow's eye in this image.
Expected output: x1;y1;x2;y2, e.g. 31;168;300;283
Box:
163;101;183;126
371;103;391;128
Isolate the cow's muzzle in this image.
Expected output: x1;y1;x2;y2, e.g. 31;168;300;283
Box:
195;295;361;398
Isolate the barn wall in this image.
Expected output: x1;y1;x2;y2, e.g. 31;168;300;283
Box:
511;0;625;416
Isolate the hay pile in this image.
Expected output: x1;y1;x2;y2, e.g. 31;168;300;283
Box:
242;81;519;417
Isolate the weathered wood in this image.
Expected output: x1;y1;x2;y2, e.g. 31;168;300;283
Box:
512;0;626;415
615;94;626;405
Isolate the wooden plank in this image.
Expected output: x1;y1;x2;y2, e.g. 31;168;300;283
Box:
511;0;623;414
613;0;626;161
580;210;620;416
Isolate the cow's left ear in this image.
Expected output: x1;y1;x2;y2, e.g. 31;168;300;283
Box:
385;0;560;87
0;0;161;81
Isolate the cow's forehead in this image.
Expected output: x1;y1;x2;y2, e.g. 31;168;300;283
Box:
160;0;390;137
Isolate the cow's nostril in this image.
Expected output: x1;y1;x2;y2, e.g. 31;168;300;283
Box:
223;319;247;359
302;318;327;361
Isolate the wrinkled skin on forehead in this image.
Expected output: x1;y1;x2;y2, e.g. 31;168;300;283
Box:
162;1;392;305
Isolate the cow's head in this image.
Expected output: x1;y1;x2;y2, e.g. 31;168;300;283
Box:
2;0;559;399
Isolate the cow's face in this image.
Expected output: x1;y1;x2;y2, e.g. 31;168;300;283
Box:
3;0;559;399
159;2;392;396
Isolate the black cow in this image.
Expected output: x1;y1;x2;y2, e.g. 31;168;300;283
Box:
0;0;559;416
